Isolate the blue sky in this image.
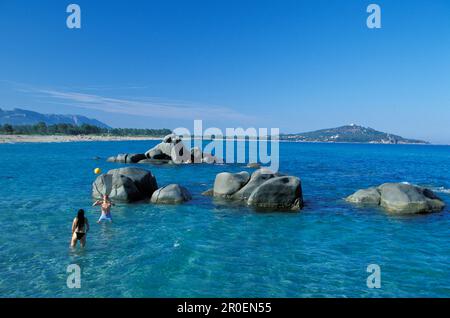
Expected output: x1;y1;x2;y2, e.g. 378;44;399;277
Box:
0;0;449;143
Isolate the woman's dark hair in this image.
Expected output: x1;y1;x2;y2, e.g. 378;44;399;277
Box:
76;209;85;229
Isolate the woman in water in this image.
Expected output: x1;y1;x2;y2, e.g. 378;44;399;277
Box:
70;209;90;248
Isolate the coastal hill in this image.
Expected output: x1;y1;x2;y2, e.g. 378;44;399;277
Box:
0;108;429;144
0;108;110;129
281;124;428;144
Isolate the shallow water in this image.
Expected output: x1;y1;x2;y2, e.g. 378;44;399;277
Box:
0;141;449;297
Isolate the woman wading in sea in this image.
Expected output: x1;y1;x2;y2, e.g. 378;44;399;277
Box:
70;209;90;248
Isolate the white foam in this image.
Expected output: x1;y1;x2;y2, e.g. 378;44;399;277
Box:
433;187;450;194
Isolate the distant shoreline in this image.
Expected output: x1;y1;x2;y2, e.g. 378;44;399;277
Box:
0;134;444;145
0;134;163;144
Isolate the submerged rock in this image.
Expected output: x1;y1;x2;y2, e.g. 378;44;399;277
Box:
346;183;445;214
92;167;158;203
151;184;192;204
247;176;303;211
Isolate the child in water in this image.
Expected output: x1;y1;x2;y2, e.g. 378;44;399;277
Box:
93;194;114;223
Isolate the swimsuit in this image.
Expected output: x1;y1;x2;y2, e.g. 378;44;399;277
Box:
74;219;86;240
98;213;112;222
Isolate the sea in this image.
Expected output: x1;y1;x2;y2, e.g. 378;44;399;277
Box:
0;140;449;297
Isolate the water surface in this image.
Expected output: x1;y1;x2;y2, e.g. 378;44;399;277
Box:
0;141;449;297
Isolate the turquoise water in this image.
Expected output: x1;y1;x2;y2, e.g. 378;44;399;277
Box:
0;141;449;297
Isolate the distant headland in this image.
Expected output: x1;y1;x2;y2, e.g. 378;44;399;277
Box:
280;124;428;144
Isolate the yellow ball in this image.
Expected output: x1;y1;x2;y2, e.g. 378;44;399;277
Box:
94;168;101;174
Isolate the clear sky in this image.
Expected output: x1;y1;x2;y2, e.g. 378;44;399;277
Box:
0;0;449;143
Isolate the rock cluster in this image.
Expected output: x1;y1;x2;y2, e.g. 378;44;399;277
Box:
96;137;447;216
106;133;221;165
210;168;303;211
91;168;446;216
92;167;191;205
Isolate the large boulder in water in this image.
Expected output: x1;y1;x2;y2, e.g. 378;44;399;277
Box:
346;187;381;204
146;148;173;160
126;153;147;163
163;133;182;144
92;167;158;202
151;184;192;204
145;134;189;163
231;168;282;201
213;171;250;197
346;183;445;214
190;147;203;163
379;183;445;214
145;143;174;159
186;146;221;164
247;176;303;211
208;168;303;211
